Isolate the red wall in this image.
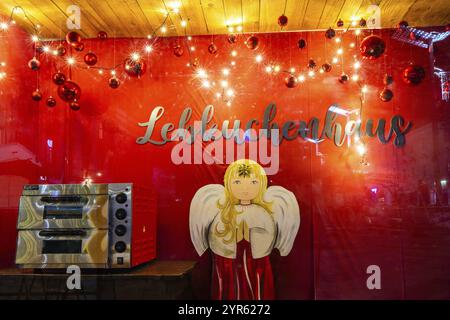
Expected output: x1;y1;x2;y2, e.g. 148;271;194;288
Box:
0;24;449;299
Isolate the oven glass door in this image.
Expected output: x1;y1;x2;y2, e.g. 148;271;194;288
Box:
17;195;109;229
15;229;109;267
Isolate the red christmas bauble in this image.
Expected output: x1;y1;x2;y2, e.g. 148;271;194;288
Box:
208;43;218;54
246;36;259;50
69;100;80;111
359;18;367;27
297;39;307;49
109;77;120;89
308;59;316;69
380;88;394;102
285;75;298;88
34;42;44;54
339;74;349;83
56;44;66;56
227;34;237;44
74;42;84;52
173;45;184;57
84;52;97;66
31;89;42;102
278;14;288;27
57;81;81;102
52;72;66;85
46;96;57;107
384;74;394;85
28;57;41;71
402;65;425;85
325;27;336;39
97;31;108;40
66;31;81;46
337;19;344;28
321;63;332;72
360;35;385;60
124;58;146;77
398;21;408;29
409;31;419;40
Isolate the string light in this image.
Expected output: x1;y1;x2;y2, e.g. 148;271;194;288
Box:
290;67;296;73
220;80;228;88
349;42;355;48
111;70;116;76
187;36;192;41
145;45;153;53
201;80;211;88
308;70;315;77
181;20;187;27
147;34;152;39
131;52;140;61
332;57;339;63
228;26;234;33
352;74;359;81
265;66;273;73
337;48;343;55
355;29;361;35
298;75;305;82
98;69;104;74
353;61;361;69
215;92;221;98
67;57;75;65
31;35;39;42
236;25;242;32
52;50;58;56
0;62;5;67
361;85;368;93
43;46;50;53
226;101;231;106
190;46;195;51
0;22;8;30
222;68;230;76
0;72;6;80
226;89;234;97
230;61;236;66
231;50;237;57
356;144;366;156
161;26;167;33
255;54;263;63
274;65;280;72
196;68;207;78
335;37;341;43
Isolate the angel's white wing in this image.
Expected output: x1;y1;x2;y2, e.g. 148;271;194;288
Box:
264;186;300;256
189;184;224;256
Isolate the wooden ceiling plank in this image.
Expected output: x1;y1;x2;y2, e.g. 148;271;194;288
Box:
135;0;169;37
162;0;184;36
123;0;156;37
0;2;42;36
283;0;309;31
301;0;326;30
403;0;450;27
259;0;285;32
334;0;363;27
317;0;346;29
83;0;132;37
180;0;208;35
379;0;417;28
241;0;259;33
201;0;227;35
8;0;66;38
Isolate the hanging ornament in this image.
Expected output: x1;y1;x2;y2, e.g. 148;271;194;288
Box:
31;89;42;102
74;42;84;52
278;14;288;27
192;58;200;67
34;42;44;54
297;39;307;49
65;31;81;47
56;44;67;56
46;96;57;107
359;18;367;27
384;74;394;85
124;58;146;78
325;27;336;39
173;44;184;57
321;63;332;72
84;52;98;66
397;21;409;30
409;31;419;40
308;59;316;69
227;34;237;44
69;99;80;111
285;75;298;88
52;72;66;85
245;36;259;50
208;43;218;54
379;88;394;102
360;35;385;60
58;81;81;102
97;31;108;40
337;19;344;28
339;74;349;83
28;57;41;71
109;77;120;89
402;65;425;85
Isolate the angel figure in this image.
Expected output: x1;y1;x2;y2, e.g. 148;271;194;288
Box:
190;159;300;300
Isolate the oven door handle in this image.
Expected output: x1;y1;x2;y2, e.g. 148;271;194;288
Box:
40;196;88;204
38;230;87;237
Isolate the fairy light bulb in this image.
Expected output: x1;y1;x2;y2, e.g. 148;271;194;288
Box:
332;57;339;64
361;85;368;93
131;52;140;61
181;20;187;27
355;29;361;35
67;57;75;65
226;101;231;106
228;26;234;33
216;92;221;98
231;50;237;57
111;70;116;76
220;80;228;88
190;46;195;51
349;42;355;48
298;75;305;82
43;46;50;53
201;80;210;88
161;26;167;33
236;25;242;32
222;68;230;76
351;20;357;26
0;22;9;30
353;61;361;69
197;68;207;78
98;69;104;74
31;35;39;42
230;61;236;66
335;37;341;43
319;69;324;74
274;65;281;72
255;54;263;63
337;48;343;55
226;89;234;97
147;34;152;39
308;70;315;77
187;36;192;41
265;66;273;73
52;50;58;56
145;45;153;53
352;74;359;81
290;67;296;73
356;144;366;156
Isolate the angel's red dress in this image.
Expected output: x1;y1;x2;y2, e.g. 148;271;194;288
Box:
211;239;274;300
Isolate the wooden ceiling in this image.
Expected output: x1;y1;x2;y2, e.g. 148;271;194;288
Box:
0;0;448;39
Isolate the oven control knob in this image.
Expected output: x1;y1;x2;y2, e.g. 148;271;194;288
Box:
116;193;127;204
114;241;126;253
115;224;127;236
115;208;127;220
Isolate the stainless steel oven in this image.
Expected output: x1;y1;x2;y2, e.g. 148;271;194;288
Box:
15;183;156;269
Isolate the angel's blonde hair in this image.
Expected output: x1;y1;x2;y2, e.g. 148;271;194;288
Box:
215;159;272;243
